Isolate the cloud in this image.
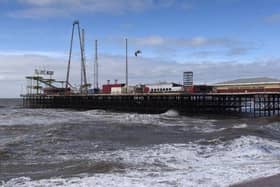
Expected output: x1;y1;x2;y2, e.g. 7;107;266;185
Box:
9;7;69;18
134;36;248;48
19;0;59;6
0;51;279;98
190;47;253;58
8;0;186;18
265;13;280;23
190;50;221;58
227;47;253;56
135;36;165;46
132;36;256;57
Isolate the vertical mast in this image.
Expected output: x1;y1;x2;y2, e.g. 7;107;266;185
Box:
94;40;99;89
125;38;128;93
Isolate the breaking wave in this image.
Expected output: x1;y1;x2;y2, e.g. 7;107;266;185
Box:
0;108;223;133
3;136;280;187
232;123;248;129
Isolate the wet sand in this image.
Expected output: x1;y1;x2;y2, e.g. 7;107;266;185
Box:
231;174;280;187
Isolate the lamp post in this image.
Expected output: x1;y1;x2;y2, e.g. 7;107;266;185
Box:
125;38;128;93
125;38;141;94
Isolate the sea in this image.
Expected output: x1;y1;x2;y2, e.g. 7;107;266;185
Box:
1;98;280;187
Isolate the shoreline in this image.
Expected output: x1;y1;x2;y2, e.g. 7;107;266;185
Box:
231;174;280;187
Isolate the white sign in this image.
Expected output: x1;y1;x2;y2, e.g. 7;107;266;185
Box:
34;69;54;75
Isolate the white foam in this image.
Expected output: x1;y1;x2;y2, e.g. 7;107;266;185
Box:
160;109;179;117
3;136;280;187
232;123;248;129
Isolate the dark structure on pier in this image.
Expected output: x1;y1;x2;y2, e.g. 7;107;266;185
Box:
22;93;280;117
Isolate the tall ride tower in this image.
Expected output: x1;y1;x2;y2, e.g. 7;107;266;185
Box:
65;20;90;94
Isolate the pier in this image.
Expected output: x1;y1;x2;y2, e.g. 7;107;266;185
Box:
20;21;280;118
22;92;280;117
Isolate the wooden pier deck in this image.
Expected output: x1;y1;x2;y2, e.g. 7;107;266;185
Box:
22;92;280;117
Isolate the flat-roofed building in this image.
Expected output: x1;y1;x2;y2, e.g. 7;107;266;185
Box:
146;82;183;93
213;77;280;93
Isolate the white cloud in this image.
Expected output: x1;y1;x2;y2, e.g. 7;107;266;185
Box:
10;7;69;18
8;0;183;18
19;0;59;6
136;36;217;47
133;36;250;48
135;36;165;46
0;51;279;98
132;36;256;57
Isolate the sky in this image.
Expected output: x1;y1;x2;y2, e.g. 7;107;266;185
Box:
1;0;280;97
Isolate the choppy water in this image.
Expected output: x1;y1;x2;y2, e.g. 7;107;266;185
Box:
1;99;280;187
